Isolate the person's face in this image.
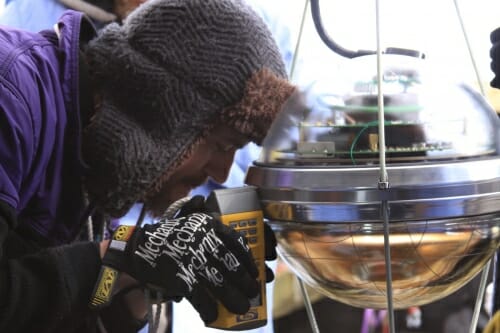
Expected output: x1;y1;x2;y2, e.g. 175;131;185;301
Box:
145;124;250;216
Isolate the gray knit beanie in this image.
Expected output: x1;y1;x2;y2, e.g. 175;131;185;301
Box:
81;0;296;217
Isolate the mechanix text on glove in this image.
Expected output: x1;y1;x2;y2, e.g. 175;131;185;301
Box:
135;213;240;289
127;212;260;323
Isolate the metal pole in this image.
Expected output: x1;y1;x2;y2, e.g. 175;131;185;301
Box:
468;260;491;333
289;0;310;81
289;2;321;330
292;4;321;332
380;200;395;333
298;277;321;333
374;0;395;332
452;2;494;331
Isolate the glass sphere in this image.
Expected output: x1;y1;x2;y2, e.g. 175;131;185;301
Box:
272;215;500;309
246;50;500;309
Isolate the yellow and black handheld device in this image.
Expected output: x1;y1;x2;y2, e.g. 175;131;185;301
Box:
205;185;267;331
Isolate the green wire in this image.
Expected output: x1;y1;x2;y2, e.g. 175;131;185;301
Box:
349;120;394;165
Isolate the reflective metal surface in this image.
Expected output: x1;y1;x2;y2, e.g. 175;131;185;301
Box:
247;158;500;222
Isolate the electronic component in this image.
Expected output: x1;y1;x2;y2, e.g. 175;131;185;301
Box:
205;186;267;331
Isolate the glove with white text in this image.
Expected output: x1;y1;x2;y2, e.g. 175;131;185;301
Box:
175;195;278;282
123;212;260;324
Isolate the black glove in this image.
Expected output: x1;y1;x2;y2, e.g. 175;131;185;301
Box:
490;27;500;89
263;221;277;282
177;195;278;282
123;211;260;324
174;195;207;217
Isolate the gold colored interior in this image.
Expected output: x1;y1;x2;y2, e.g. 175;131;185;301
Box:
275;221;500;309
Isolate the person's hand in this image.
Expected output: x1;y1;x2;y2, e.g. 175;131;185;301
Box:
174;195;208;217
123;211;260;324
490;27;500;89
263;221;278;282
176;195;278;282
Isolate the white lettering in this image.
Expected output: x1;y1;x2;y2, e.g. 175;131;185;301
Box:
135;245;159;267
199;266;224;287
134;213;249;292
220;252;240;272
189;243;208;270
176;264;198;292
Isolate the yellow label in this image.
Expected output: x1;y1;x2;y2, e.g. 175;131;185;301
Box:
113;225;135;241
90;266;118;306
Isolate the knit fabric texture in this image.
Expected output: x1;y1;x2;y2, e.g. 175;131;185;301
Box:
82;0;296;217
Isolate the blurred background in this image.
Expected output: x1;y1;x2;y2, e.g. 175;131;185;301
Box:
224;0;500;112
1;0;498;108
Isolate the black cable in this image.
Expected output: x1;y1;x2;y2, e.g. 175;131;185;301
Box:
309;0;424;60
309;0;375;59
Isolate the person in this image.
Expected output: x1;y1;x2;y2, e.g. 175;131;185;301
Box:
0;0;144;30
0;2;299;332
170;2;296;332
491;26;500;90
0;0;297;332
0;1;286;332
484;24;500;333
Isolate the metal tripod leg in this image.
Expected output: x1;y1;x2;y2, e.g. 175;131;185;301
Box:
298;277;321;333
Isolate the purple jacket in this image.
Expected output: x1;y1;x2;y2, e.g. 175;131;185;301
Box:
0;10;86;245
0;11;118;333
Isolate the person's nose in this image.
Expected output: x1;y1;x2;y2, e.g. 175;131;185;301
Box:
206;150;236;184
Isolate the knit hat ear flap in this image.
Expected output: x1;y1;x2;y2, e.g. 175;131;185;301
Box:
81;99;185;217
222;69;297;145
